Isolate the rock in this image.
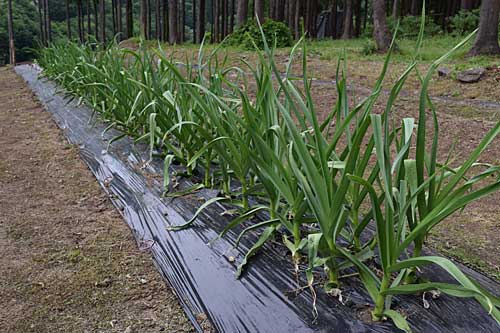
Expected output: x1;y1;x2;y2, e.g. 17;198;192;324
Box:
438;67;451;77
457;67;486;83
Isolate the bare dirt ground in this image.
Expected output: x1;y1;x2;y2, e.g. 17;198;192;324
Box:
0;67;193;332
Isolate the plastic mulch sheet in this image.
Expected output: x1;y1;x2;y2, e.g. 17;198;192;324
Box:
16;64;500;333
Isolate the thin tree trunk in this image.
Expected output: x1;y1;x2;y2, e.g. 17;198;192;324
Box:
111;0;117;35
38;0;45;45
148;0;152;38
469;0;500;55
197;0;205;42
45;0;51;43
192;0;197;41
330;0;338;38
237;0;248;26
7;0;15;64
168;0;178;43
117;0;122;38
126;0;133;38
156;0;161;40
99;0;106;42
87;0;92;38
342;0;353;39
287;0;294;31
229;0;234;33
180;0;185;41
294;0;300;39
77;0;84;42
373;0;392;52
255;0;264;22
66;0;72;39
140;0;148;38
354;0;361;37
94;0;99;39
392;0;399;19
214;0;219;41
162;0;168;41
222;0;227;37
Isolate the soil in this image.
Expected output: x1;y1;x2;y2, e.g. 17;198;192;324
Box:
0;66;193;332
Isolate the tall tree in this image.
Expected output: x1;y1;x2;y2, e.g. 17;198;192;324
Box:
7;0;16;64
180;0;185;41
222;0;228;37
196;0;205;42
255;0;264;22
168;0;178;43
469;0;500;55
94;0;99;39
38;0;45;45
342;0;353;39
237;0;248;26
373;0;392;52
126;0;133;38
140;0;148;38
214;0;219;41
192;0;196;41
66;0;71;39
117;0;122;37
77;0;84;42
87;0;92;38
44;0;51;43
392;0;400;19
293;0;300;39
99;0;105;42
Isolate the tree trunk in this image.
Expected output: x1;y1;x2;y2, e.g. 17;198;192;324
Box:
222;0;228;37
38;0;45;46
148;0;152;38
392;0;399;19
192;0;197;41
461;0;479;10
294;0;300;39
126;0;133;38
354;0;361;37
7;0;15;65
180;0;185;41
230;0;234;33
66;0;72;39
77;0;84;42
373;0;392;52
99;0;106;42
214;0;219;41
237;0;248;26
141;0;148;38
155;0;161;40
469;0;500;55
87;0;92;38
117;0;122;38
342;0;353;39
410;0;420;15
287;0;294;31
168;0;178;43
255;0;264;22
197;0;205;42
111;0;117;35
94;0;99;39
45;0;51;43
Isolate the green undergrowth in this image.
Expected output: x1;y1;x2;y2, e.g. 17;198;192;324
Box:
37;14;500;331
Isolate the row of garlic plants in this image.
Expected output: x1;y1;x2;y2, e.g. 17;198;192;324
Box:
37;25;500;331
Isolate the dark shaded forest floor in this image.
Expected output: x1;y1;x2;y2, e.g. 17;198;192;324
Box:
0;67;193;332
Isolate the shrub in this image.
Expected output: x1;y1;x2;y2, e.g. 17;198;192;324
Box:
449;9;480;35
226;19;293;50
388;15;442;38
